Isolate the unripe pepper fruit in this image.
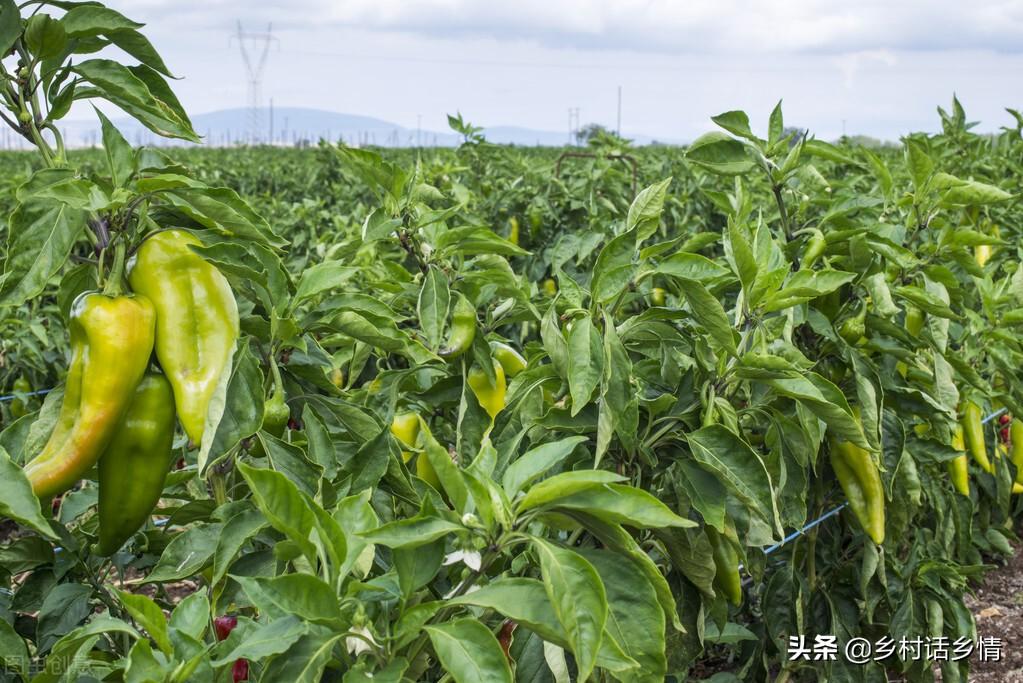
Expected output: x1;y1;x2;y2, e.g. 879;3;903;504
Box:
128;230;239;446
948;424;970;496
9;376;31;419
438;294;476;360
961;401;992;473
24;292;155;499
468;361;506;421
96;373;176;556
829;416;885;544
390;412;440;489
262;361;290;437
489;341;527;378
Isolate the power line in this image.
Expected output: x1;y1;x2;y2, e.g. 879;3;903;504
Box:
231;22;279;144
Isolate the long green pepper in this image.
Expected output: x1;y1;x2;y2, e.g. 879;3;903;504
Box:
96;373;176;556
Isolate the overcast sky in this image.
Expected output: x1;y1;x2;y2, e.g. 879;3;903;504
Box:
106;0;1023;141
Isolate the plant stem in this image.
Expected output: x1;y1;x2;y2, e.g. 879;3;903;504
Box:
101;241;126;296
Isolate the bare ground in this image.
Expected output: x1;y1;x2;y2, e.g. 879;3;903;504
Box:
965;542;1023;682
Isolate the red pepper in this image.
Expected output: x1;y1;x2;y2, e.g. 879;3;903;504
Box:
214;615;237;641
215;615;249;681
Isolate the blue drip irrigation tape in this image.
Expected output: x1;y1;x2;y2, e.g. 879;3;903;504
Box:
763;502;849;556
0;388;51;402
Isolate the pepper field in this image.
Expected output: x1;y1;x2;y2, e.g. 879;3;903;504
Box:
0;3;1022;682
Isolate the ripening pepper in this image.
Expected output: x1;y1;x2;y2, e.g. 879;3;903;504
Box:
508;216;520;246
948;424;970;496
248;363;289;457
438;294;476;360
9;376;31;419
800;229;827;269
649;287;666;307
96;373;176;556
961;401;992;473
24;292;155;499
468;361;506;421
975;244;992;267
837;302;867;346
127;230;239;445
490;341;527;378
542;278;557;297
1010;419;1023;485
896;306;925;379
706;524;742;606
389;411;440;489
829;431;885;544
262;363;289;437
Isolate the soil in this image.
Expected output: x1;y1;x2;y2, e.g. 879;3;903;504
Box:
965;543;1023;682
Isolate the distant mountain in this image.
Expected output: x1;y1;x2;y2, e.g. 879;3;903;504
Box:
45;107;673;148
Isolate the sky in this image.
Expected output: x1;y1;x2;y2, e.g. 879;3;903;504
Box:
102;0;1023;142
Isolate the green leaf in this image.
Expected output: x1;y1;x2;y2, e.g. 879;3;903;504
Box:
711;110;758;142
0;198;86;309
502;436;588;496
360;513;461;549
655;252;729;283
676;278;737;358
0;446;59;540
211;615;308;665
25;14;66;61
73;59;198;141
232;575;344;626
425;618;513;683
419;266;450;349
199;344;261;473
169;592;209;641
567;317;603;415
419;418;470;511
259;628;345;683
212;507;268;587
533;539;608;681
115;590;172;656
0;618;29;676
547;483;694;529
145;523;222;583
36;583;92;653
686;132;755;175
0;0;20;56
517;470;626;511
165;186;283;246
687;425;782;536
904;137;933;191
591;230;637;303
292;260;359;307
766;373;870;449
675;459;727;532
627;178;671;241
576;548;667;682
61;6;143;37
237;463;318;563
931;172;1012;205
96;108;135;187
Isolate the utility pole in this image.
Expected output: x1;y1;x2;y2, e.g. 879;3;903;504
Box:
568;107;580;145
616;86;622;136
231;22;277;144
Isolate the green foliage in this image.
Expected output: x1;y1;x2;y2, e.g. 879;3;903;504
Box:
0;4;1020;680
